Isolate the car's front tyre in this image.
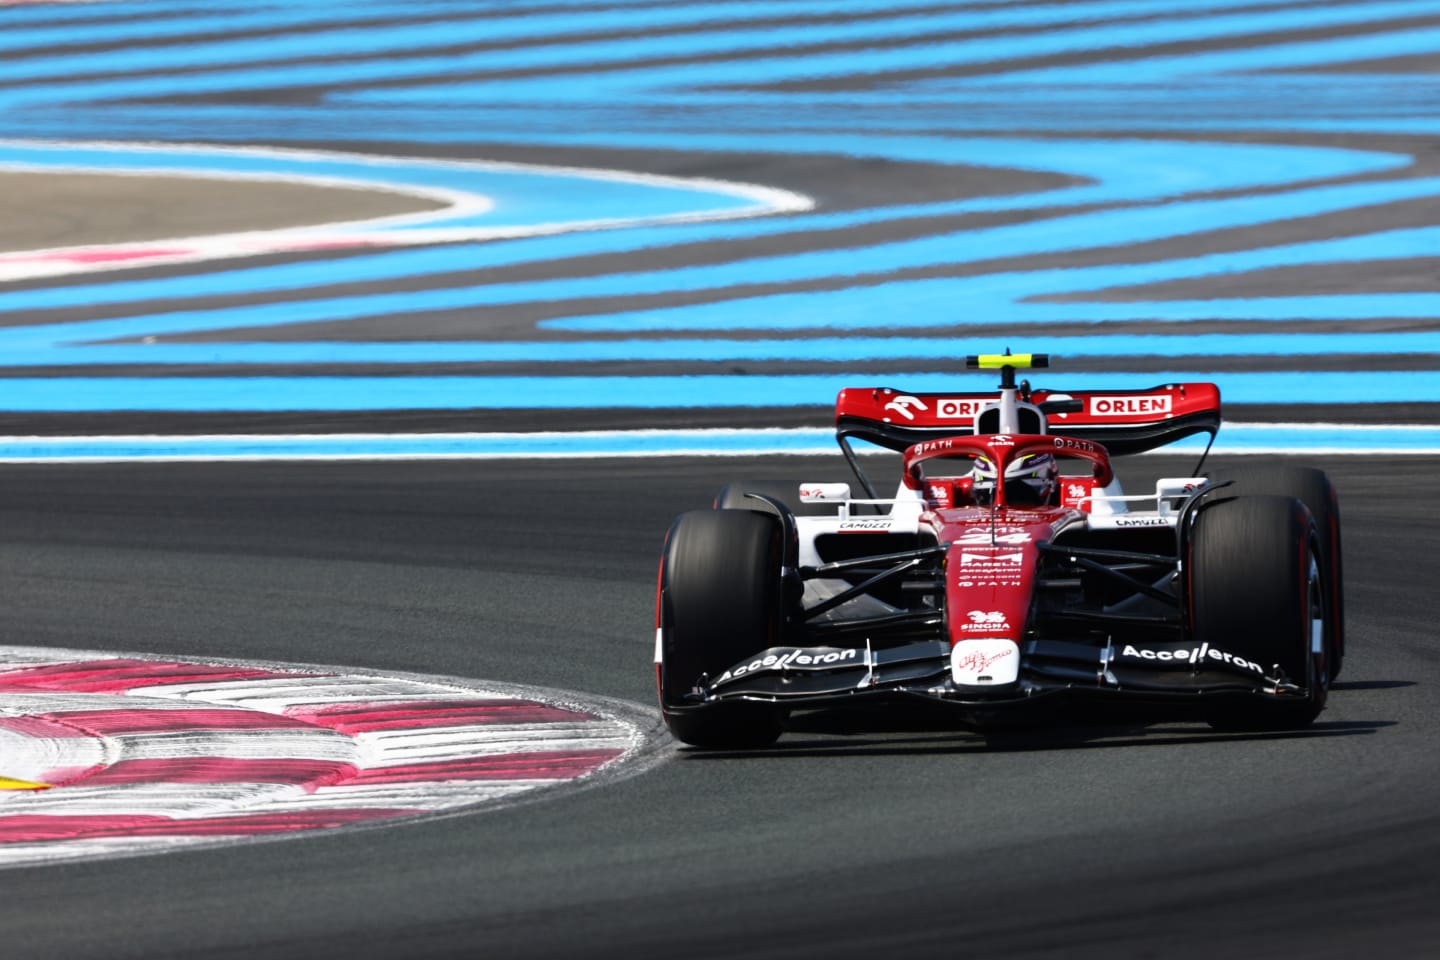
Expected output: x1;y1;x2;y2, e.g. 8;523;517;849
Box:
1190;495;1330;730
656;509;787;748
1212;464;1344;678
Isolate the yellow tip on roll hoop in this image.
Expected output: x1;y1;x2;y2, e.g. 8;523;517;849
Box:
970;353;1035;369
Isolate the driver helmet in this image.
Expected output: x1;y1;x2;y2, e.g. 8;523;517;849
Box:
972;453;1058;506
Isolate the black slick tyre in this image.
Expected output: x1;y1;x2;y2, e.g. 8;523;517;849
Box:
1190;495;1329;730
657;509;786;748
1212;464;1344;678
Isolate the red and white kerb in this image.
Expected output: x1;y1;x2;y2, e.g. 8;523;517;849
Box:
0;647;651;867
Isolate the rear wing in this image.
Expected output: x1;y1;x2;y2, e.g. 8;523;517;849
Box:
835;382;1221;456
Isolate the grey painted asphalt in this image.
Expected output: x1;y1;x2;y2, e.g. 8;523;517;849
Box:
0;170;439;254
0;453;1433;958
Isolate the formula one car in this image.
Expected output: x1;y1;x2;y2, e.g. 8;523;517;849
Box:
654;353;1343;748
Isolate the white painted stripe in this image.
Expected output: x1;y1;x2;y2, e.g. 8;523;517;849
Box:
0;139;812;217
0;655;83;670
0;837;217;864
114;732;358;762
127;679;447;705
0;692;230;712
1229;421;1440;430
356;729;634;766
4;784;319;816
1168;448;1440;455
126;685;614;727
5;428;820;443
0;140;811;281
272;782;535;810
357;722;617;743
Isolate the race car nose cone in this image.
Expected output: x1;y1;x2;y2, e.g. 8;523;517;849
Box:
951;638;1020;687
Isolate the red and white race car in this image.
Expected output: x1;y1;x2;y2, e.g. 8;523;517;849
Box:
654;353;1343;748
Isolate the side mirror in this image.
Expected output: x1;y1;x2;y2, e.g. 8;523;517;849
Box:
799;482;850;503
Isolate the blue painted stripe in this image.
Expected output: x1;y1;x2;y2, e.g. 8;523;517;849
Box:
0;2;543;54
0;424;1435;462
546;290;1440;334
973;22;1440;86
3;331;1437;368
0;372;1435;412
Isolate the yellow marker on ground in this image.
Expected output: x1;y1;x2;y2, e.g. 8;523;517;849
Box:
0;776;50;790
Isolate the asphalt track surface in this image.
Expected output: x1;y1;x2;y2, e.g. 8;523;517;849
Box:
0;453;1436;959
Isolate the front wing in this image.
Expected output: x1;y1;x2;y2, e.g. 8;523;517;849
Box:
666;637;1314;712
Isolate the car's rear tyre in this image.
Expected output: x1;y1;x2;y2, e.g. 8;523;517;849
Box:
657;509;786;748
1212;464;1344;678
1190;495;1329;730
